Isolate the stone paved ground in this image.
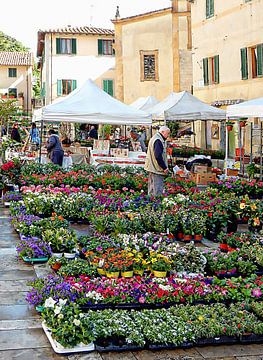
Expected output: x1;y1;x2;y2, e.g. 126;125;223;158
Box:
0;205;263;360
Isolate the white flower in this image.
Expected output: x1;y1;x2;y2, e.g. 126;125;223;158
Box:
54;306;62;315
58;313;64;319
58;299;67;306
73;319;81;326
44;297;56;308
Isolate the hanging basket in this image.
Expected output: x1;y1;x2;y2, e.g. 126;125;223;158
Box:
227;125;233;132
239;121;247;128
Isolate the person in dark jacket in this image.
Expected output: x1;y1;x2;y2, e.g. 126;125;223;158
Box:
46;129;64;166
11;122;22;143
88;125;98;139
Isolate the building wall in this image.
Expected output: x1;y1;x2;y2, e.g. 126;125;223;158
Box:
113;1;192;104
0;65;33;112
192;0;263;103
191;0;263;153
41;33;115;104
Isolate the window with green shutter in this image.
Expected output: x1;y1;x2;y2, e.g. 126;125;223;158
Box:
57;80;62;96
214;55;219;84
98;39;114;55
41;82;46;97
206;0;214;18
256;44;263;77
57;80;76;95
8;68;17;77
203;58;209;85
240;48;248;80
103;79;114;96
56;38;77;55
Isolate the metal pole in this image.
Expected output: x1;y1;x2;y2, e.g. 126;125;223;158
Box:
238;121;243;176
39;115;44;163
260;120;263;180
225;121;228;176
192;121;196;147
250;122;253;164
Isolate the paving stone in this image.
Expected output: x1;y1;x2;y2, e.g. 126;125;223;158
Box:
197;344;263;358
0;291;28;305
0;318;41;330
0;279;31;292
68;352;103;359
132;349;204;360
101;352;137;360
0;348;63;359
0;304;35;320
236;356;263;360
0;328;49;350
0;269;35;280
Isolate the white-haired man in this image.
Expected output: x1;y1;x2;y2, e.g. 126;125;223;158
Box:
144;126;170;196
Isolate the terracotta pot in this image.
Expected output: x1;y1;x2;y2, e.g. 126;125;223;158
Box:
177;232;184;240
51;263;61;271
194;234;203;242
183;234;192;242
227;125;233;132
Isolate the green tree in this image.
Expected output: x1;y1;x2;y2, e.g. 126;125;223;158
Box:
0;31;28;51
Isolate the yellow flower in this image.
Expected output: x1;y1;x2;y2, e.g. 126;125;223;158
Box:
239;203;246;209
250;204;257;211
198;316;204;321
253;217;260;226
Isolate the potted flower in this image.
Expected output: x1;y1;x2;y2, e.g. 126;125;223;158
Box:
226;121;234;132
239;118;247;128
150;253;171;277
16;238;52;263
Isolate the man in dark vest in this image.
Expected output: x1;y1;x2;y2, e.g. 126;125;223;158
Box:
144;126;170;196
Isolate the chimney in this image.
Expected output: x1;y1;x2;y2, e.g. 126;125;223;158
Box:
115;5;120;20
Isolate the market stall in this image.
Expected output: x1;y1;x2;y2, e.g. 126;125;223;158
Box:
38;79;151;167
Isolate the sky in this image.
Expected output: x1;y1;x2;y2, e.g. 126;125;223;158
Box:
1;0;171;55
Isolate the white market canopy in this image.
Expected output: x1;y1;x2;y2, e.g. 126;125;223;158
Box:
41;79;152;126
130;96;159;112
148;91;226;121
226;97;263;118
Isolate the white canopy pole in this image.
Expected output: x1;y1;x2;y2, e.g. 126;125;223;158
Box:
224;121;229;177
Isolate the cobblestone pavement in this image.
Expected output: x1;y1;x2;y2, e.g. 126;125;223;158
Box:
0;206;262;360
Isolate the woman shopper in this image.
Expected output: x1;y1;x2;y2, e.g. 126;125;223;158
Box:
46;129;64;166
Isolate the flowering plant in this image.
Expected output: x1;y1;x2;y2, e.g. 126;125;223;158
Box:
16;237;52;259
149;253;172;272
0;158;22;184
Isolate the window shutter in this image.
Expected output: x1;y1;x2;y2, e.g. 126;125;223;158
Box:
71;39;77;54
214;55;219;83
72;80;77;90
56;39;61;54
107;80;113;96
98;39;103;55
203;58;209;85
256;44;263;76
240;48;248;79
57;80;62;96
41;82;46;97
210;0;214;16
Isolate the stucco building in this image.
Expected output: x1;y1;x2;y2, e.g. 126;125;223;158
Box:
36;26;115;105
112;0;192;104
191;0;263;154
0;51;34;114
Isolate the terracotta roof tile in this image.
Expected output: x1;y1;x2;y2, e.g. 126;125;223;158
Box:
0;52;34;66
38;26;114;36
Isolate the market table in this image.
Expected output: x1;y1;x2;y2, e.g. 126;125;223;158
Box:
90;149;146;168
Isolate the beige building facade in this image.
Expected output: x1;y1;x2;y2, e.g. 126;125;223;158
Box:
191;0;263;154
0;52;34;113
112;0;192;104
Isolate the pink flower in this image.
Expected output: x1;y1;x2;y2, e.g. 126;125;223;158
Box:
138;296;145;303
252;288;262;298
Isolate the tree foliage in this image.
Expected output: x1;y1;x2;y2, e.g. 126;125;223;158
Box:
0;31;28;51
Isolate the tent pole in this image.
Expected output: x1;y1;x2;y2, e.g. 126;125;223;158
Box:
225;120;228;176
39;116;44;164
238;121;243;176
250;122;253;164
192;121;196;147
260;120;263;181
204;120;208;149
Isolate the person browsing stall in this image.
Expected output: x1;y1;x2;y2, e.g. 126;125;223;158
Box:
144;125;170;196
46;129;64;166
130;128;147;152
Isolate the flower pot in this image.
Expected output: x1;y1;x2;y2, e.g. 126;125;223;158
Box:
51;263;61;271
106;271;119;278
219;243;228;252
121;270;133;278
64;252;76;259
194;234;203;243
152;270;167;278
134;269;144;276
239;121;246;128
227;125;233;132
52;252;63;258
97;267;106;276
177;232;184;240
183;234;192;242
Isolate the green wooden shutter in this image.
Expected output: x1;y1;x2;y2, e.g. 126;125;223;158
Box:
210;0;214;16
214;55;219;83
98;39;103;55
240;48;248;80
56;39;61;54
41;82;46;97
103;80;113;96
57;80;62;96
72;80;77;90
256;44;263;76
71;39;77;54
203;58;209;85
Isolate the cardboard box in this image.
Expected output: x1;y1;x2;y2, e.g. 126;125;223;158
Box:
190;173;217;185
193;164;208;173
227;168;239;176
